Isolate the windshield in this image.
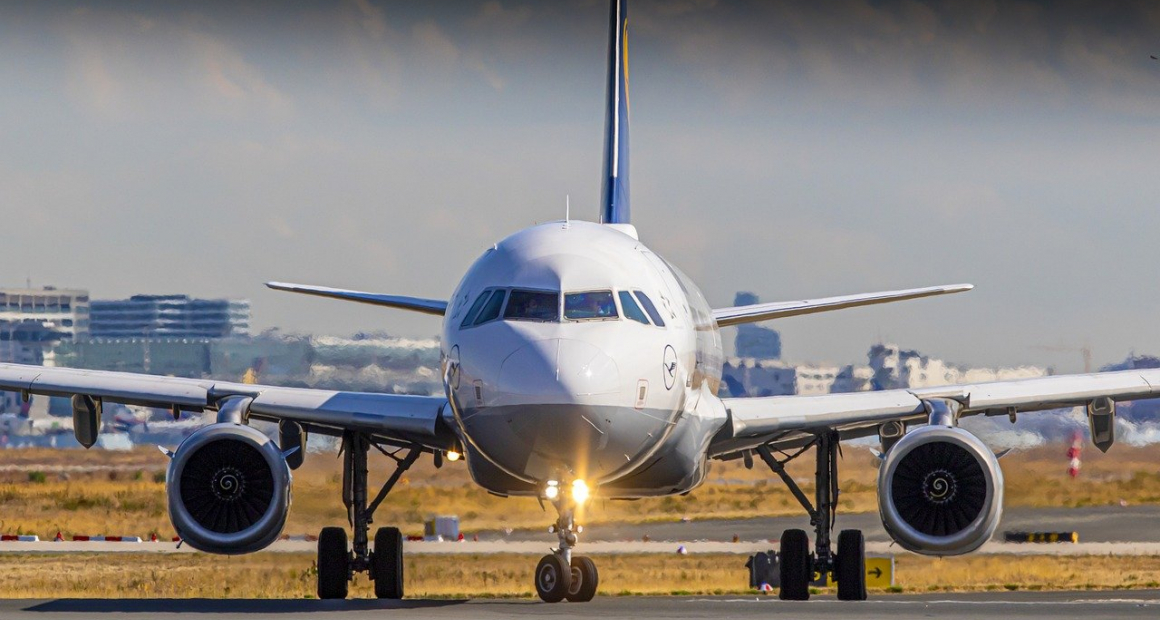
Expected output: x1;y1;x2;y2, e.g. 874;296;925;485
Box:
460;290;493;328
504;290;560;322
618;291;650;325
633;291;666;327
472;289;506;325
565;291;618;321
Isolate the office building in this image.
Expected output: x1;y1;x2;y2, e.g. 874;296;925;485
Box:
89;295;250;339
0;287;90;339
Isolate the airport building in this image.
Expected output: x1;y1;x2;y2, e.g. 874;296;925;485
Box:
722;343;1049;397
0;287;90;339
868;343;1048;389
0;320;66;414
722;359;856;397
89;295;250;339
732;292;782;360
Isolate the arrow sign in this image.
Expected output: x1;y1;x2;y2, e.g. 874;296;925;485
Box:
869;567;883;579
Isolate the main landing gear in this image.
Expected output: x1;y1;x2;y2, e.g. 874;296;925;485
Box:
317;431;422;600
534;482;599;603
756;430;867;602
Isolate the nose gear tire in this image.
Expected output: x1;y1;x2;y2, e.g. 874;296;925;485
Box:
565;556;599;602
535;554;572;603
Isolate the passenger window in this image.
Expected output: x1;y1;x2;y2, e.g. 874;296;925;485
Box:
473;289;507;325
459;291;493;328
618;291;650;325
504;290;559;322
633;291;666;327
565;291;618;321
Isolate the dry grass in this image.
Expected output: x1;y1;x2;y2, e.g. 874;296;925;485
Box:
0;443;1157;539
0;552;1157;599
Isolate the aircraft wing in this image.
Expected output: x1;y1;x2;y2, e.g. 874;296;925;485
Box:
709;368;1160;457
0;363;454;449
712;284;973;327
266;282;448;316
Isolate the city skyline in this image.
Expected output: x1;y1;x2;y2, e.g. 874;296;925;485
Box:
2;1;1158;373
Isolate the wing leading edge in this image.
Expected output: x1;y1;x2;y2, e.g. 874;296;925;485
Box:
0;363;454;449
712;284;973;327
266;282;447;316
710;368;1160;457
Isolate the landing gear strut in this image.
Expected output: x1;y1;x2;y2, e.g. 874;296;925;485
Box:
534;483;599;603
316;431;422;600
757;430;866;601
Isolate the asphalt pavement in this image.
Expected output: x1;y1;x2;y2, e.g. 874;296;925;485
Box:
5;590;1159;619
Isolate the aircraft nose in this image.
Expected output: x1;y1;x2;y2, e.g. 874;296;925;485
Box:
497;338;620;400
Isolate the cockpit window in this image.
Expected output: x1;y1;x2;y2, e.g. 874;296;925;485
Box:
618;291;650;325
472;289;507;325
460;290;493;328
565;291;618;321
504;289;559;322
632;291;666;327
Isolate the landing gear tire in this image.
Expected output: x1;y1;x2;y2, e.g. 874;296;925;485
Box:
372;526;404;600
836;529;867;601
317;527;349;600
779;528;811;601
565;556;599;602
535;554;572;603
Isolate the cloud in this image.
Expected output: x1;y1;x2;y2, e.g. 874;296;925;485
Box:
413;20;461;66
58;6;294;122
639;0;1160;118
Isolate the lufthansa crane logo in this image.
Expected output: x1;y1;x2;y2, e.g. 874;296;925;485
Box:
663;345;677;390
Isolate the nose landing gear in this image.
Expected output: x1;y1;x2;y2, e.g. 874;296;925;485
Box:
534;484;599;603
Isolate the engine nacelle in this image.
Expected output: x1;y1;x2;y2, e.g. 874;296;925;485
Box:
877;425;1002;555
166;423;291;554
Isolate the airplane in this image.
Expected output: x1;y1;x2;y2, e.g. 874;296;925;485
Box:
2;0;1157;604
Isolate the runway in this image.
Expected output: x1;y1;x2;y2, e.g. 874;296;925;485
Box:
5;590;1159;619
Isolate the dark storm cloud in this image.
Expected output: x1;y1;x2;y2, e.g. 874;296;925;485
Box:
0;1;1158;370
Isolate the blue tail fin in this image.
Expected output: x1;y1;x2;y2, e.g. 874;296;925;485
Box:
600;0;630;224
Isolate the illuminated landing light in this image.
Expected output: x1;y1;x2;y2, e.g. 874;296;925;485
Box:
446;450;461;462
572;479;590;504
544;480;560;500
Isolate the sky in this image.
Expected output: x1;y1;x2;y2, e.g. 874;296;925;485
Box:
1;0;1158;373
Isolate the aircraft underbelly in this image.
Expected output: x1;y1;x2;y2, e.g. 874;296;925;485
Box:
459;403;673;489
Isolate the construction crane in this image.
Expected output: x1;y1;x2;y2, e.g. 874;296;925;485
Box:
1031;343;1093;374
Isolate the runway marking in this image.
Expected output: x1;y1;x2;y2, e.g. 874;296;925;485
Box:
690;597;1156;606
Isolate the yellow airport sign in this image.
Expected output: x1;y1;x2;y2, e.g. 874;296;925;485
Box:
814;555;894;588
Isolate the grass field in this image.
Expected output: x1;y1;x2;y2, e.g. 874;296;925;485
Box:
0;552;1157;599
0;443;1157;540
0;443;1157;598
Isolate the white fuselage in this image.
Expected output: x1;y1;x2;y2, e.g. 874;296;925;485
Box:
440;221;727;498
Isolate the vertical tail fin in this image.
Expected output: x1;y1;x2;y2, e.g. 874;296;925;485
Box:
600;0;630;224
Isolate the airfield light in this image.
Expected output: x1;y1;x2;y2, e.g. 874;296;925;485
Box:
544;480;560;500
572;479;590;504
446;450;461;462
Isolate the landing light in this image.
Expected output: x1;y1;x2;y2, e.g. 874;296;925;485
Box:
446;450;461;462
572;479;590;504
544;480;560;500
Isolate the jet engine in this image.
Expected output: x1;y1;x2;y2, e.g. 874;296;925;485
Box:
877;424;1002;555
166;423;291;554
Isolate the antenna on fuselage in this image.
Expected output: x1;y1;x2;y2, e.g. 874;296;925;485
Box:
565;195;571;228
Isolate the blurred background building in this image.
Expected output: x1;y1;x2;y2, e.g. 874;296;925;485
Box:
732;292;781;360
0;287;89;339
89;295;249;339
